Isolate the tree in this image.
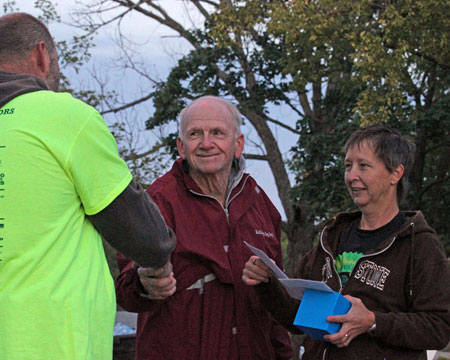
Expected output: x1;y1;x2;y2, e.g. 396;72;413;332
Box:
345;0;450;240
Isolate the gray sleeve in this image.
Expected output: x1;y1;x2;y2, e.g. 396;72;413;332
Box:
88;179;176;268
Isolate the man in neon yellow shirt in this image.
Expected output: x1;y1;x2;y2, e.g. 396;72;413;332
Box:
0;13;176;360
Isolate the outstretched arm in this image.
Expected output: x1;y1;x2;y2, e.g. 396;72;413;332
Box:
89;179;176;267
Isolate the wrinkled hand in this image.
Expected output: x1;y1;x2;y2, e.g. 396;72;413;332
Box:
323;295;375;347
242;255;273;285
133;261;177;300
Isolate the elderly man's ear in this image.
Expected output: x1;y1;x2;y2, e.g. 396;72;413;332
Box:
235;133;245;158
176;136;186;159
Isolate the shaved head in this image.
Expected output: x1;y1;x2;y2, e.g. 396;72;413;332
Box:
0;13;55;64
0;13;60;90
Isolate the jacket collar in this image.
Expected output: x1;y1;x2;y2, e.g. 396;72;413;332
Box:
226;156;246;197
320;210;427;256
0;70;48;108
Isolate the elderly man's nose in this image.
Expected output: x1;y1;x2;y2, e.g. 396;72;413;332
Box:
200;133;213;147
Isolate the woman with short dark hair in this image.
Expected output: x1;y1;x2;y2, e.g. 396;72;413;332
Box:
243;124;450;360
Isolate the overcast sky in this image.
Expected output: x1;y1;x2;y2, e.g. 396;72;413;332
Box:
6;0;298;219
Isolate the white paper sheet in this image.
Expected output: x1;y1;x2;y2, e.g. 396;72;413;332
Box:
244;241;288;279
244;241;333;300
278;279;333;300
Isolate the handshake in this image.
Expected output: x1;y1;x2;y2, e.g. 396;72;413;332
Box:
132;261;177;300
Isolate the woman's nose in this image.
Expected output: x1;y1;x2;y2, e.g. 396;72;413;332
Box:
346;167;359;182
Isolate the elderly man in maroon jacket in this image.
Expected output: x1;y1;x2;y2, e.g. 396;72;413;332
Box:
115;96;292;360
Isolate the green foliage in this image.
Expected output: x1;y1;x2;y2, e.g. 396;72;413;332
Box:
147;44;228;132
147;18;291;154
288;129;355;221
267;0;450;239
34;0;60;22
258;0;361;222
348;0;450;123
56;34;95;74
2;0;18;13
269;0;359;90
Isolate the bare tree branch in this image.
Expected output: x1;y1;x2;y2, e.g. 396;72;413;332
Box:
242;153;268;161
265;115;300;134
420;175;450;198
101;91;157;114
112;0;201;48
191;0;218;19
123;141;166;161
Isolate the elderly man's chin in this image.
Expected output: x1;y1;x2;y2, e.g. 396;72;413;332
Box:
197;164;225;175
193;160;231;176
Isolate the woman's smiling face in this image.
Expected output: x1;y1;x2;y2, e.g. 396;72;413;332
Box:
344;140;401;213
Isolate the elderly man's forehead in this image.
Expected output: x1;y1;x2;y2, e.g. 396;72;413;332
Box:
185;98;232;119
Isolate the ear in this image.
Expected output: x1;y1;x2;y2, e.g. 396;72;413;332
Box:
31;41;51;79
176;136;186;159
390;164;404;185
234;133;245;158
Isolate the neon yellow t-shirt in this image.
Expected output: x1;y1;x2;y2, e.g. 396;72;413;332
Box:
0;90;132;360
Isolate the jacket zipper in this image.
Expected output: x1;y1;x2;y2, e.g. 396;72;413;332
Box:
318;227;340;360
225;175;249;210
319;227;343;291
188;174;250;222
